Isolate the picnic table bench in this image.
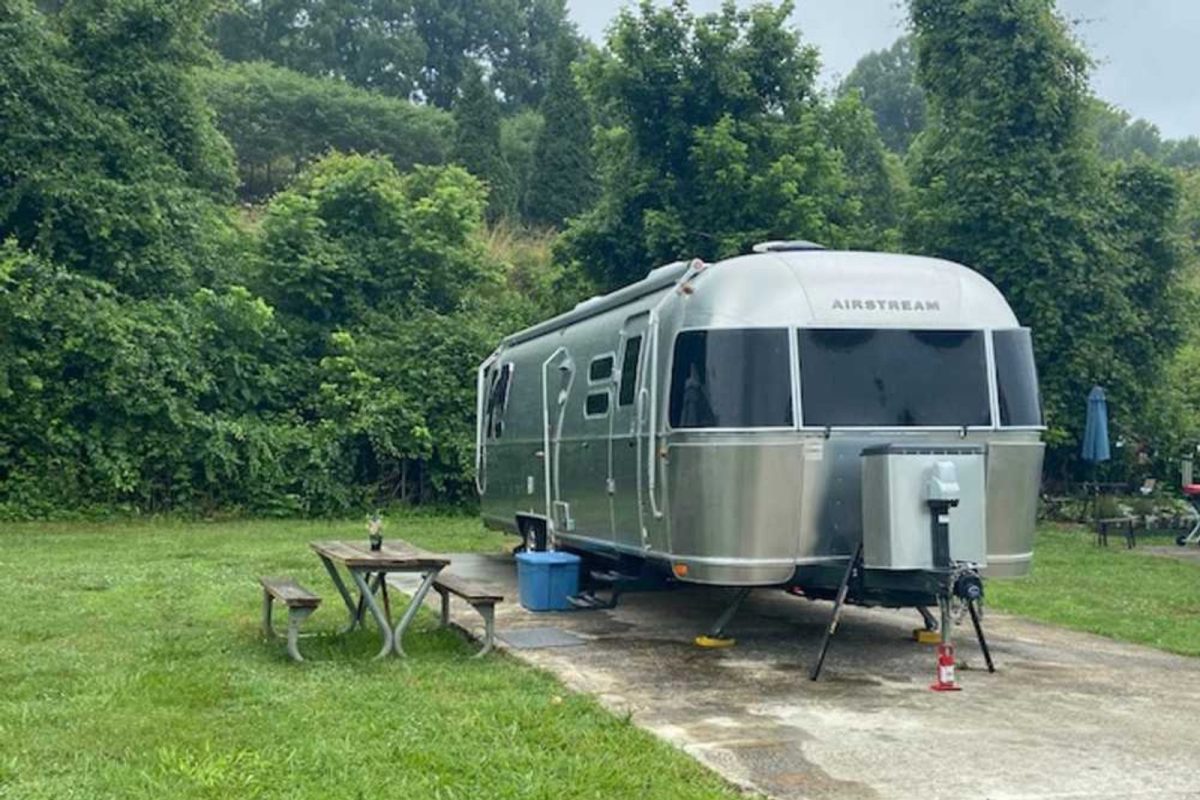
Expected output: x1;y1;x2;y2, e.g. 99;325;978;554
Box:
433;573;503;657
259;576;322;662
1095;516;1138;548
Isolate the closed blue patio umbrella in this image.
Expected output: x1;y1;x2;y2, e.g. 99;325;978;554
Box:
1081;385;1110;520
1081;386;1111;464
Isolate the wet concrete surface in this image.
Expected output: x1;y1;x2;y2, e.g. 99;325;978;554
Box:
393;554;1200;799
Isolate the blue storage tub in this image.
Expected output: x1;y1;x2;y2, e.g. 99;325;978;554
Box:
515;550;581;611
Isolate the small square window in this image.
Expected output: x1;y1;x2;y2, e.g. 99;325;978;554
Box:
589;355;614;383
585;391;610;418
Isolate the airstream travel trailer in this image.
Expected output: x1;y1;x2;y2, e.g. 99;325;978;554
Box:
475;243;1044;673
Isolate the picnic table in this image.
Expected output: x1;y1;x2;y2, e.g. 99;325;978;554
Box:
311;539;450;659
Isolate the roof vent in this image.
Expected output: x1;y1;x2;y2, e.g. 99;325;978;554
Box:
752;240;826;253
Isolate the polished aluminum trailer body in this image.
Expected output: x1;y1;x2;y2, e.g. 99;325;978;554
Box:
476;250;1044;588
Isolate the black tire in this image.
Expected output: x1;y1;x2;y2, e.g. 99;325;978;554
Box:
1177;534;1188;547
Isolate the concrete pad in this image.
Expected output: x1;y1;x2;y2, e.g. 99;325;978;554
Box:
394;555;1200;800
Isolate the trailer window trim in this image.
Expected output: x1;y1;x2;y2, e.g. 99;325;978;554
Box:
584;388;611;419
618;335;642;407
588;353;615;384
667;327;795;431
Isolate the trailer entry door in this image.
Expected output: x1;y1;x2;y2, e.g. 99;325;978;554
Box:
611;314;650;551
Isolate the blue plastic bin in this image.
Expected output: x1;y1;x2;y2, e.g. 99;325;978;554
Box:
515;551;581;611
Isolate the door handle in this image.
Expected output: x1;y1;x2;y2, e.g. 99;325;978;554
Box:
534;450;545;459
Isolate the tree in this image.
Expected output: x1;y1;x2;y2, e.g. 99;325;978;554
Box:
840;36;927;153
0;0;239;298
1089;99;1200;170
560;0;872;290
211;0;579;111
1164;139;1200;170
527;37;596;228
253;153;540;504
822;92;905;249
500;110;546;223
256;154;495;333
201;61;455;199
453;65;514;221
1090;100;1164;162
906;0;1187;473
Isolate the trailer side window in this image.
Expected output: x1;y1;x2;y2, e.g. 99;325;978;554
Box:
589;355;614;383
618;336;642;406
668;329;793;428
797;329;989;427
486;362;514;438
585;390;610;418
993;329;1042;426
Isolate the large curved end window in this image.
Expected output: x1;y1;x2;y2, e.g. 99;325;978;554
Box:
994;329;1042;426
669;328;793;429
798;329;989;427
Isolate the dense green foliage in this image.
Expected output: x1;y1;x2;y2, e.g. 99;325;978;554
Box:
500;110;547;224
0;0;239;297
251;154;553;507
906;0;1187;476
839;36;926;153
527;38;597;227
202;61;455;199
453;65;515;222
0;1;561;517
211;0;578;110
560;0;899;289
1090;101;1200;168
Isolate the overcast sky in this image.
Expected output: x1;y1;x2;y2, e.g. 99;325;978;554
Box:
566;0;1200;139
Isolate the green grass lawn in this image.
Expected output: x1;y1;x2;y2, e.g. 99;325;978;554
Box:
988;524;1200;656
5;518;1198;799
0;516;740;800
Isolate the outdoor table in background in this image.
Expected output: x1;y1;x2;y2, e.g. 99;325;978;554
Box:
310;539;450;658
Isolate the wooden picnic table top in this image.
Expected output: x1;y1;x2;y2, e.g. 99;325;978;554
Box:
310;539;450;570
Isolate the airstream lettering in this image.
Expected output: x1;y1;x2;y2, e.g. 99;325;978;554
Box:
476;245;1044;668
830;298;941;311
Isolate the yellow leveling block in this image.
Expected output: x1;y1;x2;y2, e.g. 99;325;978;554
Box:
913;629;941;645
694;635;736;648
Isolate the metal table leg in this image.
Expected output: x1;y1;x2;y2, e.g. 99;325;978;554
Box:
391;567;443;657
378;573;392;624
350;568;395;659
320;554;360;633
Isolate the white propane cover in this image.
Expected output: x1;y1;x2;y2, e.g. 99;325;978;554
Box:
861;445;987;571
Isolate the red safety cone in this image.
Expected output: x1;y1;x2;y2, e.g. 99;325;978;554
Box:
930;642;962;692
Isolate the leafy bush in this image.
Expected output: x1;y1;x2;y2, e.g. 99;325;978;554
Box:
202;62;455;200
